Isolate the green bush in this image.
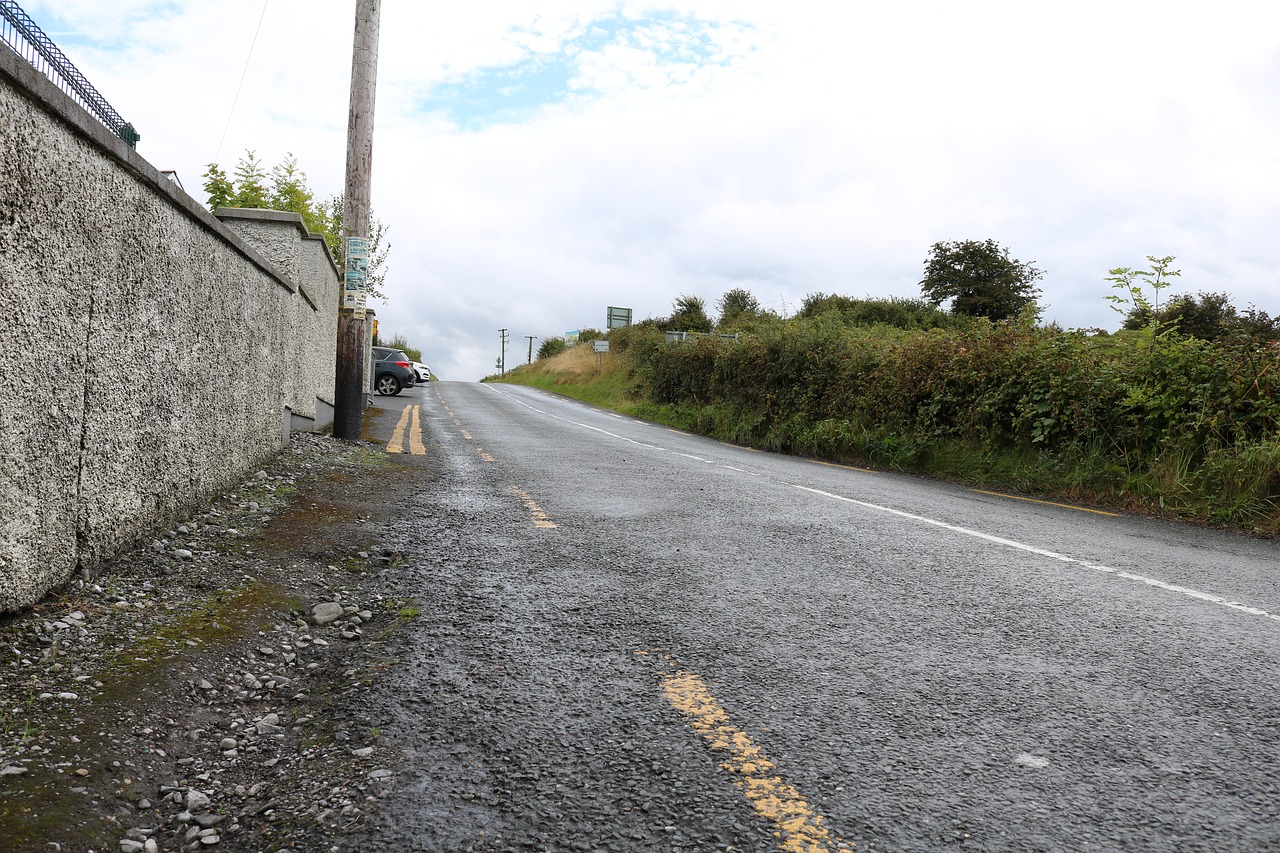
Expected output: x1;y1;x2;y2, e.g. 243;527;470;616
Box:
537;337;568;360
798;294;966;331
621;314;1280;532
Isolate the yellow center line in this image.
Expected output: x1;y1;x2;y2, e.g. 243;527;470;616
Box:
477;448;496;463
969;489;1121;516
809;459;875;474
509;485;557;529
660;668;851;852
460;428;473;440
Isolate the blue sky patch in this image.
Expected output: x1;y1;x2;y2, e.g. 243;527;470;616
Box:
420;10;752;130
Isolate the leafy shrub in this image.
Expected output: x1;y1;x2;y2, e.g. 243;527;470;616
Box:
798;294;966;331
537;337;568;360
620;311;1280;530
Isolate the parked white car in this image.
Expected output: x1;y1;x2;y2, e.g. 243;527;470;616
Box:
412;362;431;383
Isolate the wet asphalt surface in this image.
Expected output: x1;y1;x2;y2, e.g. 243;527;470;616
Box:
353;380;1280;852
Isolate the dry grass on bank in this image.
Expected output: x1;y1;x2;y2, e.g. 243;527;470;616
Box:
493;344;639;411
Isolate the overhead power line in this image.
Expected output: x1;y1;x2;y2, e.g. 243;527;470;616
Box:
213;0;270;166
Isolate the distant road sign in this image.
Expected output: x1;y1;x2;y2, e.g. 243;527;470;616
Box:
593;340;610;353
607;307;632;329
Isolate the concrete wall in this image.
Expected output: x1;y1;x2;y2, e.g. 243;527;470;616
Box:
0;46;340;612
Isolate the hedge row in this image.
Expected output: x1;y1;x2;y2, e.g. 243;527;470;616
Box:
609;319;1280;532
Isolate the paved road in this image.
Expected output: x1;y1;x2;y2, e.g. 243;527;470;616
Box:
357;381;1280;852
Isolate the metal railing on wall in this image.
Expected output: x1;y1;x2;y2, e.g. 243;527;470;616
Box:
0;0;139;148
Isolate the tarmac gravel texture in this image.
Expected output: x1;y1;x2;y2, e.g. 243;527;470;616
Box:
353;382;1280;852
5;380;1279;852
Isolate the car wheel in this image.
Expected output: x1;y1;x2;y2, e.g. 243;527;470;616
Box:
375;373;401;396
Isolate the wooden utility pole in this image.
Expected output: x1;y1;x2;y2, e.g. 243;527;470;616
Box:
499;328;508;375
525;335;535;364
333;0;381;440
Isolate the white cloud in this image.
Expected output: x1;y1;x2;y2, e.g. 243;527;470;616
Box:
19;0;1280;379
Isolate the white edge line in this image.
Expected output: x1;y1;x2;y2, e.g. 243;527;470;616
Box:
482;385;1280;625
793;485;1280;624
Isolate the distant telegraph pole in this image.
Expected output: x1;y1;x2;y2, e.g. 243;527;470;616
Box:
524;335;535;364
499;328;509;375
333;0;381;441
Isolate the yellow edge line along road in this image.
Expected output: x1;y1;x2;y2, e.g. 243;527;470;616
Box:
969;489;1120;516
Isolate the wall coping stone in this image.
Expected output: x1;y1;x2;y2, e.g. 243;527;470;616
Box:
0;44;316;306
213;208;341;311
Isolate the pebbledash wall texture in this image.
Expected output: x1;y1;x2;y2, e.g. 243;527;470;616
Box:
0;46;341;612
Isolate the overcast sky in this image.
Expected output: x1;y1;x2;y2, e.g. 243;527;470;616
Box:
26;0;1280;380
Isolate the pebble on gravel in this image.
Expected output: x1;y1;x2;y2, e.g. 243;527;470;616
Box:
311;602;345;625
0;434;404;853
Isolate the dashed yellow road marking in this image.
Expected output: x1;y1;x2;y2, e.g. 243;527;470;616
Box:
386;405;426;455
661;668;852;852
509;485;557;529
460;428;473;440
477;448;496;463
969;489;1121;516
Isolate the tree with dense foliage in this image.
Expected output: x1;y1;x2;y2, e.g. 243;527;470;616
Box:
666;294;714;333
799;293;962;330
537;337;568;360
201;151;391;300
1122;291;1279;342
920;239;1043;321
717;288;760;328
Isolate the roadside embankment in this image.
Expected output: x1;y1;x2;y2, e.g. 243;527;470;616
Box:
494;321;1280;535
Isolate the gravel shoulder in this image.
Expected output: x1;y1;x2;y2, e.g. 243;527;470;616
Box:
0;418;429;853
